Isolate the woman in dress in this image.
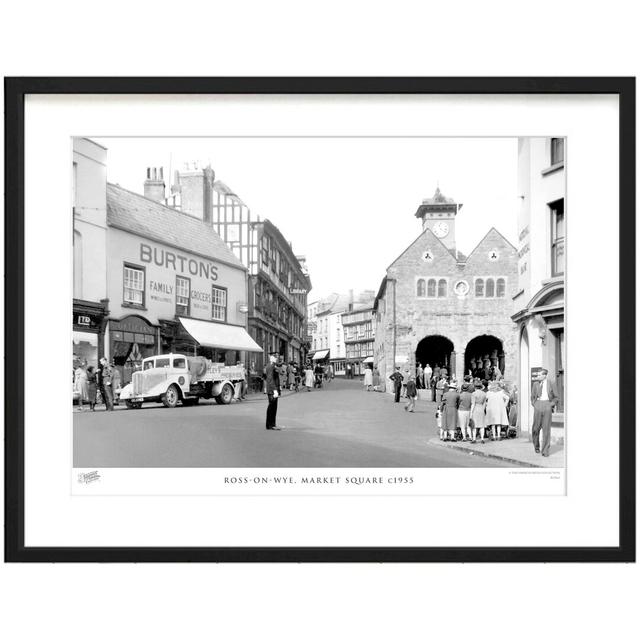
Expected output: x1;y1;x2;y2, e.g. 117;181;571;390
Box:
85;365;97;411
435;375;447;404
440;382;460;441
287;363;296;390
304;364;315;391
363;365;373;391
470;381;488;443
485;381;509;440
74;360;89;410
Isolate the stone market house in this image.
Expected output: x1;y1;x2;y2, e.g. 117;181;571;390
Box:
373;188;518;391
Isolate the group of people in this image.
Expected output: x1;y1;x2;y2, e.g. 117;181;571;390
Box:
388;364;519;444
263;360;335;395
73;357;120;411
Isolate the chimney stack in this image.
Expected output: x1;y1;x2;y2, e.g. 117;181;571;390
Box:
176;163;215;223
144;166;166;203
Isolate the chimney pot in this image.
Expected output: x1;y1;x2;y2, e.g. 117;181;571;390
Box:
159;167;164;180
146;167;151;179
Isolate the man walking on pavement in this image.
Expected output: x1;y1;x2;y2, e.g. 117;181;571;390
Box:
531;368;558;456
265;352;282;430
389;366;404;403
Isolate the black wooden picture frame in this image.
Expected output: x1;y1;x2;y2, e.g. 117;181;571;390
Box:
4;77;635;562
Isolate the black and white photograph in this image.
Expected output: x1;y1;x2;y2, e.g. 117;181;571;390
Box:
72;135;566;474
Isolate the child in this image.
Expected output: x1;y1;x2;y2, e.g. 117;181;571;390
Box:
404;374;417;412
436;407;444;440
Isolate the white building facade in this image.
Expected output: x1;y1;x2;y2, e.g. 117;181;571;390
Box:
512;137;565;441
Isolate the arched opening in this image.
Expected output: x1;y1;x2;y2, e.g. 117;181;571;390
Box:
464;334;504;377
415;335;455;372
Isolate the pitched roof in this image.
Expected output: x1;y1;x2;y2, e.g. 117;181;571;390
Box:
106;183;246;270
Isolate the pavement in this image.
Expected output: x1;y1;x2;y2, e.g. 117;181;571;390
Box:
73;378;562;468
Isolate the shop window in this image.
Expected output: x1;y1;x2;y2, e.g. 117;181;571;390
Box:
211;285;228;322
475;278;484;297
427;278;436;297
551;138;564;165
176;276;191;316
416;278;426;297
550;199;565;276
123;264;145;306
485;278;495;297
437;279;447;298
496;278;506;298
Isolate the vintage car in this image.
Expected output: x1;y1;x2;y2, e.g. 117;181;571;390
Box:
119;353;246;409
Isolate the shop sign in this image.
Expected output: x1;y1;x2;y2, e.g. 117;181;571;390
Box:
73;312;101;330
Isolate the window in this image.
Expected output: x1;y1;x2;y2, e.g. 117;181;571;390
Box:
551;138;564;165
485;278;495;297
416;279;426;297
254;280;262;309
427;278;436;297
143;360;155;370
437;279;447;297
475;278;484;297
123;264;145;306
211;286;228;322
496;278;506;298
156;357;171;368
176;276;190;316
550;199;565;276
172;357;186;369
261;235;269;267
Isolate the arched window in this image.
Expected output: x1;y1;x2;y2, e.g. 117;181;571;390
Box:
496;278;506;297
485;278;495;297
427;278;436;297
416;279;426;297
475;278;484;297
437;279;447;297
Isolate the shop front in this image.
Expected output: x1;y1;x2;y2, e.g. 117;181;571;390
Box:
72;299;108;370
108;314;159;385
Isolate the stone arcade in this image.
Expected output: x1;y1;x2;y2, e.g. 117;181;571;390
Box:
373;188;518;390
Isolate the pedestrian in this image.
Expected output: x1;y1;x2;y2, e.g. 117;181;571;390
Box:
304;364;315;391
111;361;122;406
314;362;324;388
372;366;380;392
440;364;448;379
507;383;518;435
416;363;424;390
441;382;460;441
531;368;558;456
74;360;89;410
86;365;97;411
99;357;114;411
404;374;417;412
389;366;404;403
436;407;444;440
264;353;282;430
458;381;474;441
432;363;441;382
363;365;373;391
485;381;509;441
401;365;410;398
287;362;296;390
424;363;433;393
345;363;352;379
470;381;487;444
435;375;446;404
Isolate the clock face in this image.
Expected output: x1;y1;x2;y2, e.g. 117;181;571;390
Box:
433;221;449;238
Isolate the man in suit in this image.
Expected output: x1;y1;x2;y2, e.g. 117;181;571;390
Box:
531;368;559;456
265;353;282;430
389;366;404;403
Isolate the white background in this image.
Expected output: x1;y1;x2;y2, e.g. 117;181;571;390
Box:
1;2;638;640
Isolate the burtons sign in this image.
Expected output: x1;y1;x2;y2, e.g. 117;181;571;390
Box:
140;243;219;281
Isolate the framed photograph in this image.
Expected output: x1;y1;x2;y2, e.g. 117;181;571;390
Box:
4;77;635;562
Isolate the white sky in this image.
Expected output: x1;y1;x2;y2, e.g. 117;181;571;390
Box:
93;137;519;301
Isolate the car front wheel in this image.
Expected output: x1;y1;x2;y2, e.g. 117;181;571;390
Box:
162;384;180;408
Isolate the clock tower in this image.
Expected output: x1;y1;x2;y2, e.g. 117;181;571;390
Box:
414;187;461;253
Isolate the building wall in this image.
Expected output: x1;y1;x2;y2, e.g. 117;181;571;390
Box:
376;228;518;392
106;229;248;327
73;138;108;302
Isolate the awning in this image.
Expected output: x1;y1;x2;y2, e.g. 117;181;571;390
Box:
363;356;374;364
179;318;262;353
312;350;330;360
